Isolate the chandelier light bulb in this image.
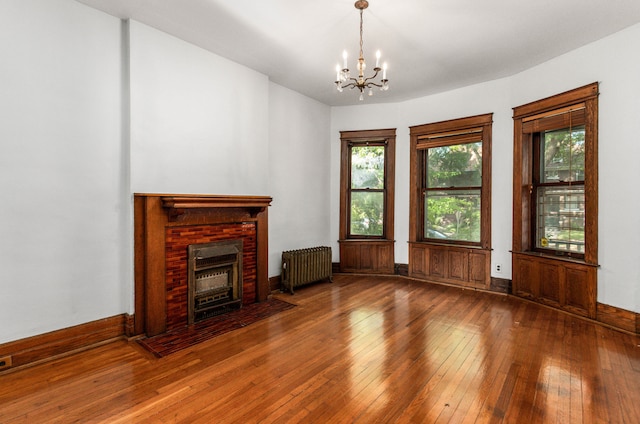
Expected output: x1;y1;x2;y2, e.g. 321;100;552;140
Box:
376;50;381;68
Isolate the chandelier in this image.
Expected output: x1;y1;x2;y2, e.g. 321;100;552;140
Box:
335;0;389;101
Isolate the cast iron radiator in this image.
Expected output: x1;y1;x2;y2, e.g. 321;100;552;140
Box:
281;246;332;294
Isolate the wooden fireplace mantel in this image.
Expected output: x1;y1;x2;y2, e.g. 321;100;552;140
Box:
134;193;273;337
161;194;271;221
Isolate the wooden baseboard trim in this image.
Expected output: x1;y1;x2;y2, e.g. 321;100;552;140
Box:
597;303;638;334
125;313;135;338
395;263;409;277
269;275;282;293
490;277;511;294
0;314;127;373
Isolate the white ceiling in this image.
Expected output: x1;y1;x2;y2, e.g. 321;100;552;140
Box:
75;0;640;107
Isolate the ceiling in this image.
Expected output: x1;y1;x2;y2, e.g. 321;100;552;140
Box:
75;0;640;107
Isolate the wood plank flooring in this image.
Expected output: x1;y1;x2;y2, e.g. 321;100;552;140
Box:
1;275;639;423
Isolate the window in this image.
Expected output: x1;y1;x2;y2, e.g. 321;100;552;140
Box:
339;129;395;240
409;114;492;249
513;82;598;263
511;83;598;318
533;117;585;255
423;140;483;243
349;143;386;236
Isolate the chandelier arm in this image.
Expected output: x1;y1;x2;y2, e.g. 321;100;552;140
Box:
339;82;359;90
340;76;363;86
362;68;381;83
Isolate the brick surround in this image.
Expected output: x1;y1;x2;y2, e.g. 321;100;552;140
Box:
165;223;257;331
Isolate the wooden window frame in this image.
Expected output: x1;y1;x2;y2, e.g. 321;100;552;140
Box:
409;114;493;250
512;82;598;265
339;128;396;242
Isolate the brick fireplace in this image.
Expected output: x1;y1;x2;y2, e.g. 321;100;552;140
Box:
134;194;272;337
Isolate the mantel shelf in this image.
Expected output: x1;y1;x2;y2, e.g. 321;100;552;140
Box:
158;194;272;220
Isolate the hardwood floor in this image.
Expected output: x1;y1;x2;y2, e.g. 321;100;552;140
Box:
1;275;639;423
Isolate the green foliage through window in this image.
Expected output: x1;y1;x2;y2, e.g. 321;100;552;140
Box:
541;126;585;183
425;191;481;242
424;142;482;242
350;145;385;236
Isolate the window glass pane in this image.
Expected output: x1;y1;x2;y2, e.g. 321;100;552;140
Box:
351;145;384;189
541;126;585;183
536;185;585;253
427;142;482;188
350;191;384;236
424;190;481;242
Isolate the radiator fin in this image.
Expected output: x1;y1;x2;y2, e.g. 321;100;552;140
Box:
281;246;332;294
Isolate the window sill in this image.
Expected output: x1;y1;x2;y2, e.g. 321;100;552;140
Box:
410;241;489;251
339;239;395;243
511;250;599;267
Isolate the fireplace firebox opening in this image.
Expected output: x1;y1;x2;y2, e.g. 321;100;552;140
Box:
187;239;243;324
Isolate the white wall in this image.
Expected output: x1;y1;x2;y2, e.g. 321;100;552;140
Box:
129;21;269;195
268;83;332;276
332;23;640;313
128;22;334;279
0;0;125;343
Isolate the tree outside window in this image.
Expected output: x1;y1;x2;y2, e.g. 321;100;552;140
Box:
350;145;385;236
424;142;482;242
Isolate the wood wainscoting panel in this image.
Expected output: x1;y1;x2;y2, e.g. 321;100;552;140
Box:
359;244;374;271
513;255;536;299
338;239;395;274
446;250;468;282
469;251;487;286
512;252;596;319
429;248;446;278
339;242;359;271
539;262;561;306
566;266;597;318
409;244;428;278
408;242;490;289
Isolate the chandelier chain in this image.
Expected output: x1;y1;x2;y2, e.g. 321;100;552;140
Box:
359;8;364;59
